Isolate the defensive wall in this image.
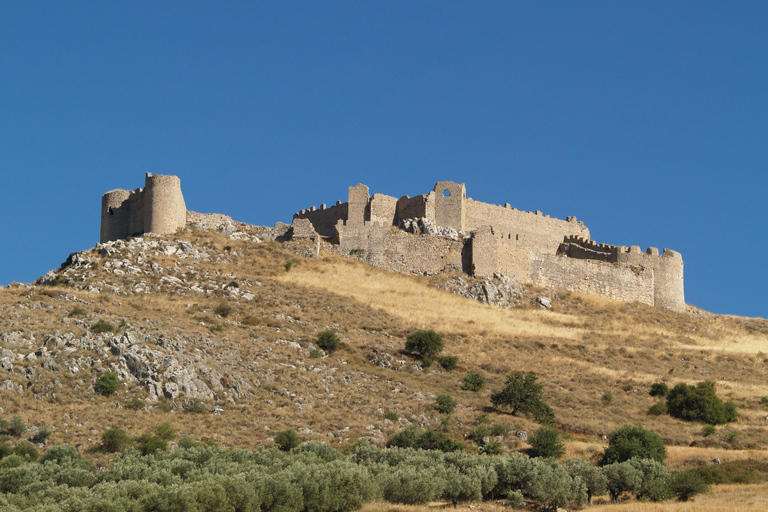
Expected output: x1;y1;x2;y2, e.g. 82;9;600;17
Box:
294;181;685;312
100;173;187;243
99;174;685;312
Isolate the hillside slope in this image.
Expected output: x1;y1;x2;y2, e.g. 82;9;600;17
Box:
1;224;767;468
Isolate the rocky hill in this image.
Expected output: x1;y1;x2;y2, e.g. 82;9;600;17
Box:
1;218;768;472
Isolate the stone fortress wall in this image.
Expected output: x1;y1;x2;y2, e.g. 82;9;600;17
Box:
100;173;186;243
294;181;685;312
100;174;684;312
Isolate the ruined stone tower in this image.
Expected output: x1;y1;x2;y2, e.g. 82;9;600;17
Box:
100;173;186;243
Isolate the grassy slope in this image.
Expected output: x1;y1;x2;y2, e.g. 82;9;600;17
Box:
1;227;767;508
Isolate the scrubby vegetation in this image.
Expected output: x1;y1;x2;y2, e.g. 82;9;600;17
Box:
666;380;738;425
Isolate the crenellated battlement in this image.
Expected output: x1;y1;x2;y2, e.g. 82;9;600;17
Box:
100;176;685;312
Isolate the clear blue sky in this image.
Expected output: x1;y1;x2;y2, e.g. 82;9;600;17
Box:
1;2;766;318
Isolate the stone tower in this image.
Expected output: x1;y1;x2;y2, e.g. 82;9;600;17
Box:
100;173;187;243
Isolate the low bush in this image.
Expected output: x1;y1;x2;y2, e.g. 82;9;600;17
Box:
647;401;668;416
4;416;26;437
434;394;457;414
94;371;120;396
90;320;116;333
530;427;565;459
667;381;737;425
316;330;341;353
274;428;301;451
600;425;666;465
650;382;669;397
215;302;232;317
404;330;443;359
437;355;458;370
101;428;131;453
30;426;52;444
462;371;487;392
384;411;398;422
386;427;463;452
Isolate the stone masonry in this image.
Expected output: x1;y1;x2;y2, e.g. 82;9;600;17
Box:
294;181;685;312
100;175;685;312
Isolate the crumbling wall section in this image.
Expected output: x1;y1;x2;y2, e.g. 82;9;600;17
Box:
433;181;466;230
294;201;347;238
471;226;498;278
531;255;656;306
395;193;435;223
370;193;398;225
101;189;143;243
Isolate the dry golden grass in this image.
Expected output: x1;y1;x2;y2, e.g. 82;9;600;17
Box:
3;228;768;508
280;256;586;340
588;483;768;511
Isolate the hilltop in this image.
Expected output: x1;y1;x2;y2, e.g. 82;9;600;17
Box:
1;220;768;508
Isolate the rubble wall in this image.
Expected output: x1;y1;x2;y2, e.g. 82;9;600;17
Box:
531;255;656;306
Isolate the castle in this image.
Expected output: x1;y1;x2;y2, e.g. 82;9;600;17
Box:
100;175;685;312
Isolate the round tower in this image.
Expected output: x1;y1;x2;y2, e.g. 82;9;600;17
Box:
653;249;685;313
100;189;133;243
143;173;187;236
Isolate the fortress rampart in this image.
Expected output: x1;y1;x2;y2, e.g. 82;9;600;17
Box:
294;181;685;312
100;173;187;243
99;175;685;312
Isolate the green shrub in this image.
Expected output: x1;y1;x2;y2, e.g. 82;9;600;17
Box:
470;425;490;444
647;401;668;416
490;423;507;437
404;330;443;359
483;439;503;455
284;259;296;271
90;319;116;333
386;426;462;452
186;398;208;414
530;427;565;459
101;428;131;453
209;323;224;333
649;382;669;397
154;423;176;441
761;396;768;408
490;372;554;423
437;355;458;371
701;425;716;437
178;434;199;449
600;425;666;465
215;302;232;317
31;426;52;444
274;428;301;451
0;443;12;459
125;397;145;411
135;433;168;455
5;416;26;437
69;306;87;317
601;391;613;405
434;394;457;414
13;443;39;462
667;381;738;425
507;490;524;508
384;410;398;422
94;371;120;395
671;470;710;501
462;372;487;392
724;429;741;444
316;330;341;353
309;348;322;358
